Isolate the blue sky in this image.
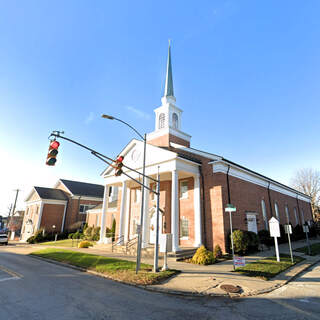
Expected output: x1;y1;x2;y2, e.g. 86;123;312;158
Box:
0;0;319;215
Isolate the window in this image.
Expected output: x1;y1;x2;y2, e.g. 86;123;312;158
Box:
108;186;119;202
172;113;178;129
159;113;165;129
134;189;141;203
180;180;188;199
285;205;290;223
261;200;268;230
294;207;299;225
79;205;95;214
180;217;189;238
274;202;280;220
301;209;305;224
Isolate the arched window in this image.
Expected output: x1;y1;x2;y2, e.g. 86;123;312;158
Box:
294;207;299;225
172;113;178;129
261;200;268;230
274;202;280;220
285;205;290;223
159;113;165;129
301;209;305;225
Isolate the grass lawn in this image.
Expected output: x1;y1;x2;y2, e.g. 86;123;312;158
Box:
39;239;83;247
30;248;178;285
294;242;320;256
235;254;304;280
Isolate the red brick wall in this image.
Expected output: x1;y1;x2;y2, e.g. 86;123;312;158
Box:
147;133;190;148
64;198;103;231
179;177;195;246
40;204;65;232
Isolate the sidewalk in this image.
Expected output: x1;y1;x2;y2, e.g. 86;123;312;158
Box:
4;238;320;297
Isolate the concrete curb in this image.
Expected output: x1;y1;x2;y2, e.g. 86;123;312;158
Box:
28;253;320;299
238;257;320;298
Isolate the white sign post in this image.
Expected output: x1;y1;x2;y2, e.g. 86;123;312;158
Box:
284;224;293;264
303;223;311;255
269;217;281;262
225;204;236;270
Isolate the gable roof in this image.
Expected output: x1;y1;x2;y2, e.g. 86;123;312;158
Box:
34;187;69;201
59;179;104;198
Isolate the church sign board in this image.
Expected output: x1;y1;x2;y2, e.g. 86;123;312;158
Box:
269;217;280;238
269;217;280;262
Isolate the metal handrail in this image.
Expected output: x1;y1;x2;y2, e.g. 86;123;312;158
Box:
125;236;138;254
111;235;124;252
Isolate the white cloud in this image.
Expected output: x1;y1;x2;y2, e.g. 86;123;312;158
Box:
126;106;151;120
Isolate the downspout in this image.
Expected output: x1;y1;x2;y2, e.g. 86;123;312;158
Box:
199;165;206;247
267;182;273;217
226;165;231;204
78;196;82;230
296;195;301;225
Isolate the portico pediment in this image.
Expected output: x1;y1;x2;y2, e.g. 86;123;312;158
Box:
102;139;178;178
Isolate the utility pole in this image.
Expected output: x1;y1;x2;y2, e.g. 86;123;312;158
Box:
11;189;20;217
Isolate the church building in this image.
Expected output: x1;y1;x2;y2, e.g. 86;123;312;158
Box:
97;45;312;253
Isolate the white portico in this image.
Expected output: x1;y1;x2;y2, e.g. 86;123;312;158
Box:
99;139;202;252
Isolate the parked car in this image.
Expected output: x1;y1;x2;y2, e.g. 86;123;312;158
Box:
0;233;8;245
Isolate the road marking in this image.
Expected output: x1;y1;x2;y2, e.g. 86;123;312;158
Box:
270;298;320;320
0;265;22;281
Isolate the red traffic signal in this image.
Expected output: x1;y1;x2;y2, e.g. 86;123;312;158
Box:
46;140;60;166
114;155;124;176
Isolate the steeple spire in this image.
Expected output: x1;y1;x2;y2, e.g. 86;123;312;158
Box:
164;40;174;98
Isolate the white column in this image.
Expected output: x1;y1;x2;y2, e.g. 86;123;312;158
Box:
171;170;180;252
142;178;150;248
118;181;127;244
98;185;109;244
36;202;44;231
194;173;202;247
124;187;131;242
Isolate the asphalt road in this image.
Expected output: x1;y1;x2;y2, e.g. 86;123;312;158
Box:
0;250;319;320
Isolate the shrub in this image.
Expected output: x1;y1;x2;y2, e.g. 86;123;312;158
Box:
84;227;93;240
258;229;273;247
191;246;216;265
68;233;74;239
292;224;304;241
247;231;259;252
111;219;116;241
279;224;288;244
78;241;93;248
106;227;112;238
213;244;222;259
231;230;249;255
72;231;82;240
91;227;100;241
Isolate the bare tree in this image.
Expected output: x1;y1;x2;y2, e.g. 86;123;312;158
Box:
291;168;320;220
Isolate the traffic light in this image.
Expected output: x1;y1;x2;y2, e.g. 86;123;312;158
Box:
46;140;60;166
114;155;124;176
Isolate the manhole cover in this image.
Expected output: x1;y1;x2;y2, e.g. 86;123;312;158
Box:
220;284;241;293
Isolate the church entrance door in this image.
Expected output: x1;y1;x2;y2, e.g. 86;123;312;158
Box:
149;210;162;244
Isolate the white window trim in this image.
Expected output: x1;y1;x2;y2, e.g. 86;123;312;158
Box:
180;217;189;239
179;180;189;199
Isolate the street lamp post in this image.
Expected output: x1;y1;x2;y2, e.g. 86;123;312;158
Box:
102;114;147;273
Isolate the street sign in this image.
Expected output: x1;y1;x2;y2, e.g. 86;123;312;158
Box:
160;234;172;253
284;224;292;234
136;224;141;234
234;257;245;267
303;225;309;233
225;204;236;213
269;217;280;237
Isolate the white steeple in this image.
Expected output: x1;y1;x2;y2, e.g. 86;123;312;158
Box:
147;42;191;147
